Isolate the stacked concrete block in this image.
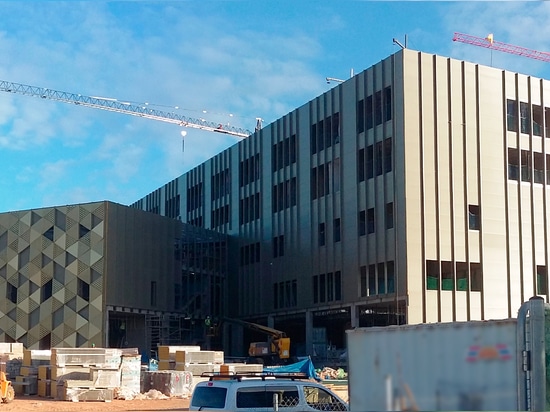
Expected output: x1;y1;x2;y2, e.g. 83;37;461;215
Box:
0;342;24;379
157;345;200;371
175;350;224;375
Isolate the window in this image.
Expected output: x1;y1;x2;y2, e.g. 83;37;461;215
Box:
546;107;550;137
374;91;382;126
507;99;518;132
304;385;347;410
470;263;482;292
456;262;468;291
375;141;383;176
377;263;385;294
441;261;454;291
334;271;342;300
533;105;543;137
508;148;520;181
6;283;17;304
319;273;326;303
237;386;300;408
384;86;392;122
41;279;52;303
273;235;285;258
332;112;340;144
333;218;341;243
358;210;366;236
385;203;394;230
387;262;395;294
358;148;365;182
468;205;480;230
191;387;227;410
367;208;375;234
426;260;439;290
327;272;334;301
384;138;392;173
319;223;326;246
360;266;367;297
537;265;547;295
521;150;531;182
77;279;89;301
366;95;373;130
534;152;545;184
368;264;376;295
366;145;374;179
313;275;319;304
310;124;317;154
357;99;365;134
520;102;530;134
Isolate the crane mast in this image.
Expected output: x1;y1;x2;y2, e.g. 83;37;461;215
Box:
453;32;550;63
0;80;256;138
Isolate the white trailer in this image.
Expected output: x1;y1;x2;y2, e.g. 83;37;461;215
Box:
346;297;548;411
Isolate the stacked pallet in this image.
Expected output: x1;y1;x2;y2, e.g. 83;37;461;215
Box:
13;349;50;396
157;345;200;370
0;342;24;379
175;350;224;375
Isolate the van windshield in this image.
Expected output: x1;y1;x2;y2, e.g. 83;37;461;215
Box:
191;386;227;409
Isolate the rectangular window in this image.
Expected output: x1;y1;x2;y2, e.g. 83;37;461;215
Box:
319;273;326;303
332;112;340;144
311;124;317;155
533;105;543;137
367;208;375;234
273;235;285;258
333;158;341;193
377;263;385;294
546;107;550;138
319;223;326;247
534;152;545;184
359;210;366;236
468;205;480;230
520;102;530;134
333;218;341;243
384;86;392;122
325;116;332;148
366;145;374;179
537;265;548;295
456;262;468;291
357;99;365;134
386;261;395;294
507;99;518;132
366;95;373;130
508;148;520;181
290;134;297;164
470;262;482;291
374;91;382;126
313;275;318;304
385;202;394;230
368;264;376;296
426;260;439;290
360;266;367;297
521;150;531;182
335;271;342;300
384;138;392;173
317;120;325;152
7;283;17;304
311;167;317;200
375;141;383;176
441;261;454;291
358;148;365;182
327;272;334;302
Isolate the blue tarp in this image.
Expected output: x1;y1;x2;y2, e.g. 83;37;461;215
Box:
263;357;321;381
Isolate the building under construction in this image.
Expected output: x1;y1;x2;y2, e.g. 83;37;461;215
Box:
1;47;550;359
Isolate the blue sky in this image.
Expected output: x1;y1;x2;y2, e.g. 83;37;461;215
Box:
0;1;549;212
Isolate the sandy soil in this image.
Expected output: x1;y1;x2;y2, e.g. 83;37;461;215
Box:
0;395;190;411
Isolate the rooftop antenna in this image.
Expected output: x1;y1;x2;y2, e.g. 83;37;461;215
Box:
393;35;408;49
326;68;355;85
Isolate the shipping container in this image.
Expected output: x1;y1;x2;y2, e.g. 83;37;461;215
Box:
346;297;549;411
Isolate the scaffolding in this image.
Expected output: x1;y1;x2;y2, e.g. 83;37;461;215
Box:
145;314;186;354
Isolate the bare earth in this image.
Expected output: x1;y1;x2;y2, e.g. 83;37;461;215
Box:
0;395;190;411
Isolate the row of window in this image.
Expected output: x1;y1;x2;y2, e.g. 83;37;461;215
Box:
358;203;394;235
239;154;260;187
211;204;229;229
272;135;297;172
311;159;341;201
5;277;90;305
272;178;297;213
357;86;392;134
165;195;180;219
310;112;341;155
426;260;482;291
273;279;297;309
240;242;261;266
239;193;260;225
312;271;342;304
187;182;203;213
358;138;392;182
273;235;285;258
212;169;230;200
360;261;395;297
508;148;550;184
506;99;550;137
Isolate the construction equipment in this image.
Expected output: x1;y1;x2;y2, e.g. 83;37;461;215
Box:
0;370;14;403
453;32;550;63
222;318;291;365
0;80;261;138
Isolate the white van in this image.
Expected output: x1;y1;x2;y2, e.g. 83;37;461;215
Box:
190;373;348;411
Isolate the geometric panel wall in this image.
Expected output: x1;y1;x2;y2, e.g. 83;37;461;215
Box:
0;202;105;349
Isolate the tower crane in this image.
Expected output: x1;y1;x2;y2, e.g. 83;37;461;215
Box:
0;80;261;138
452;32;550;63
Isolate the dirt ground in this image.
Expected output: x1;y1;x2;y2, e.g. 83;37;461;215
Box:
0;395;190;411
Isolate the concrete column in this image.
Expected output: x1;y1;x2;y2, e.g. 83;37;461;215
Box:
350;303;359;328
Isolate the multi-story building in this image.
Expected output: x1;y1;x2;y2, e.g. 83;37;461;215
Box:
0;201;230;353
132;47;550;358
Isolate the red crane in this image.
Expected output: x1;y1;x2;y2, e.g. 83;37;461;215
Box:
452;32;550;63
